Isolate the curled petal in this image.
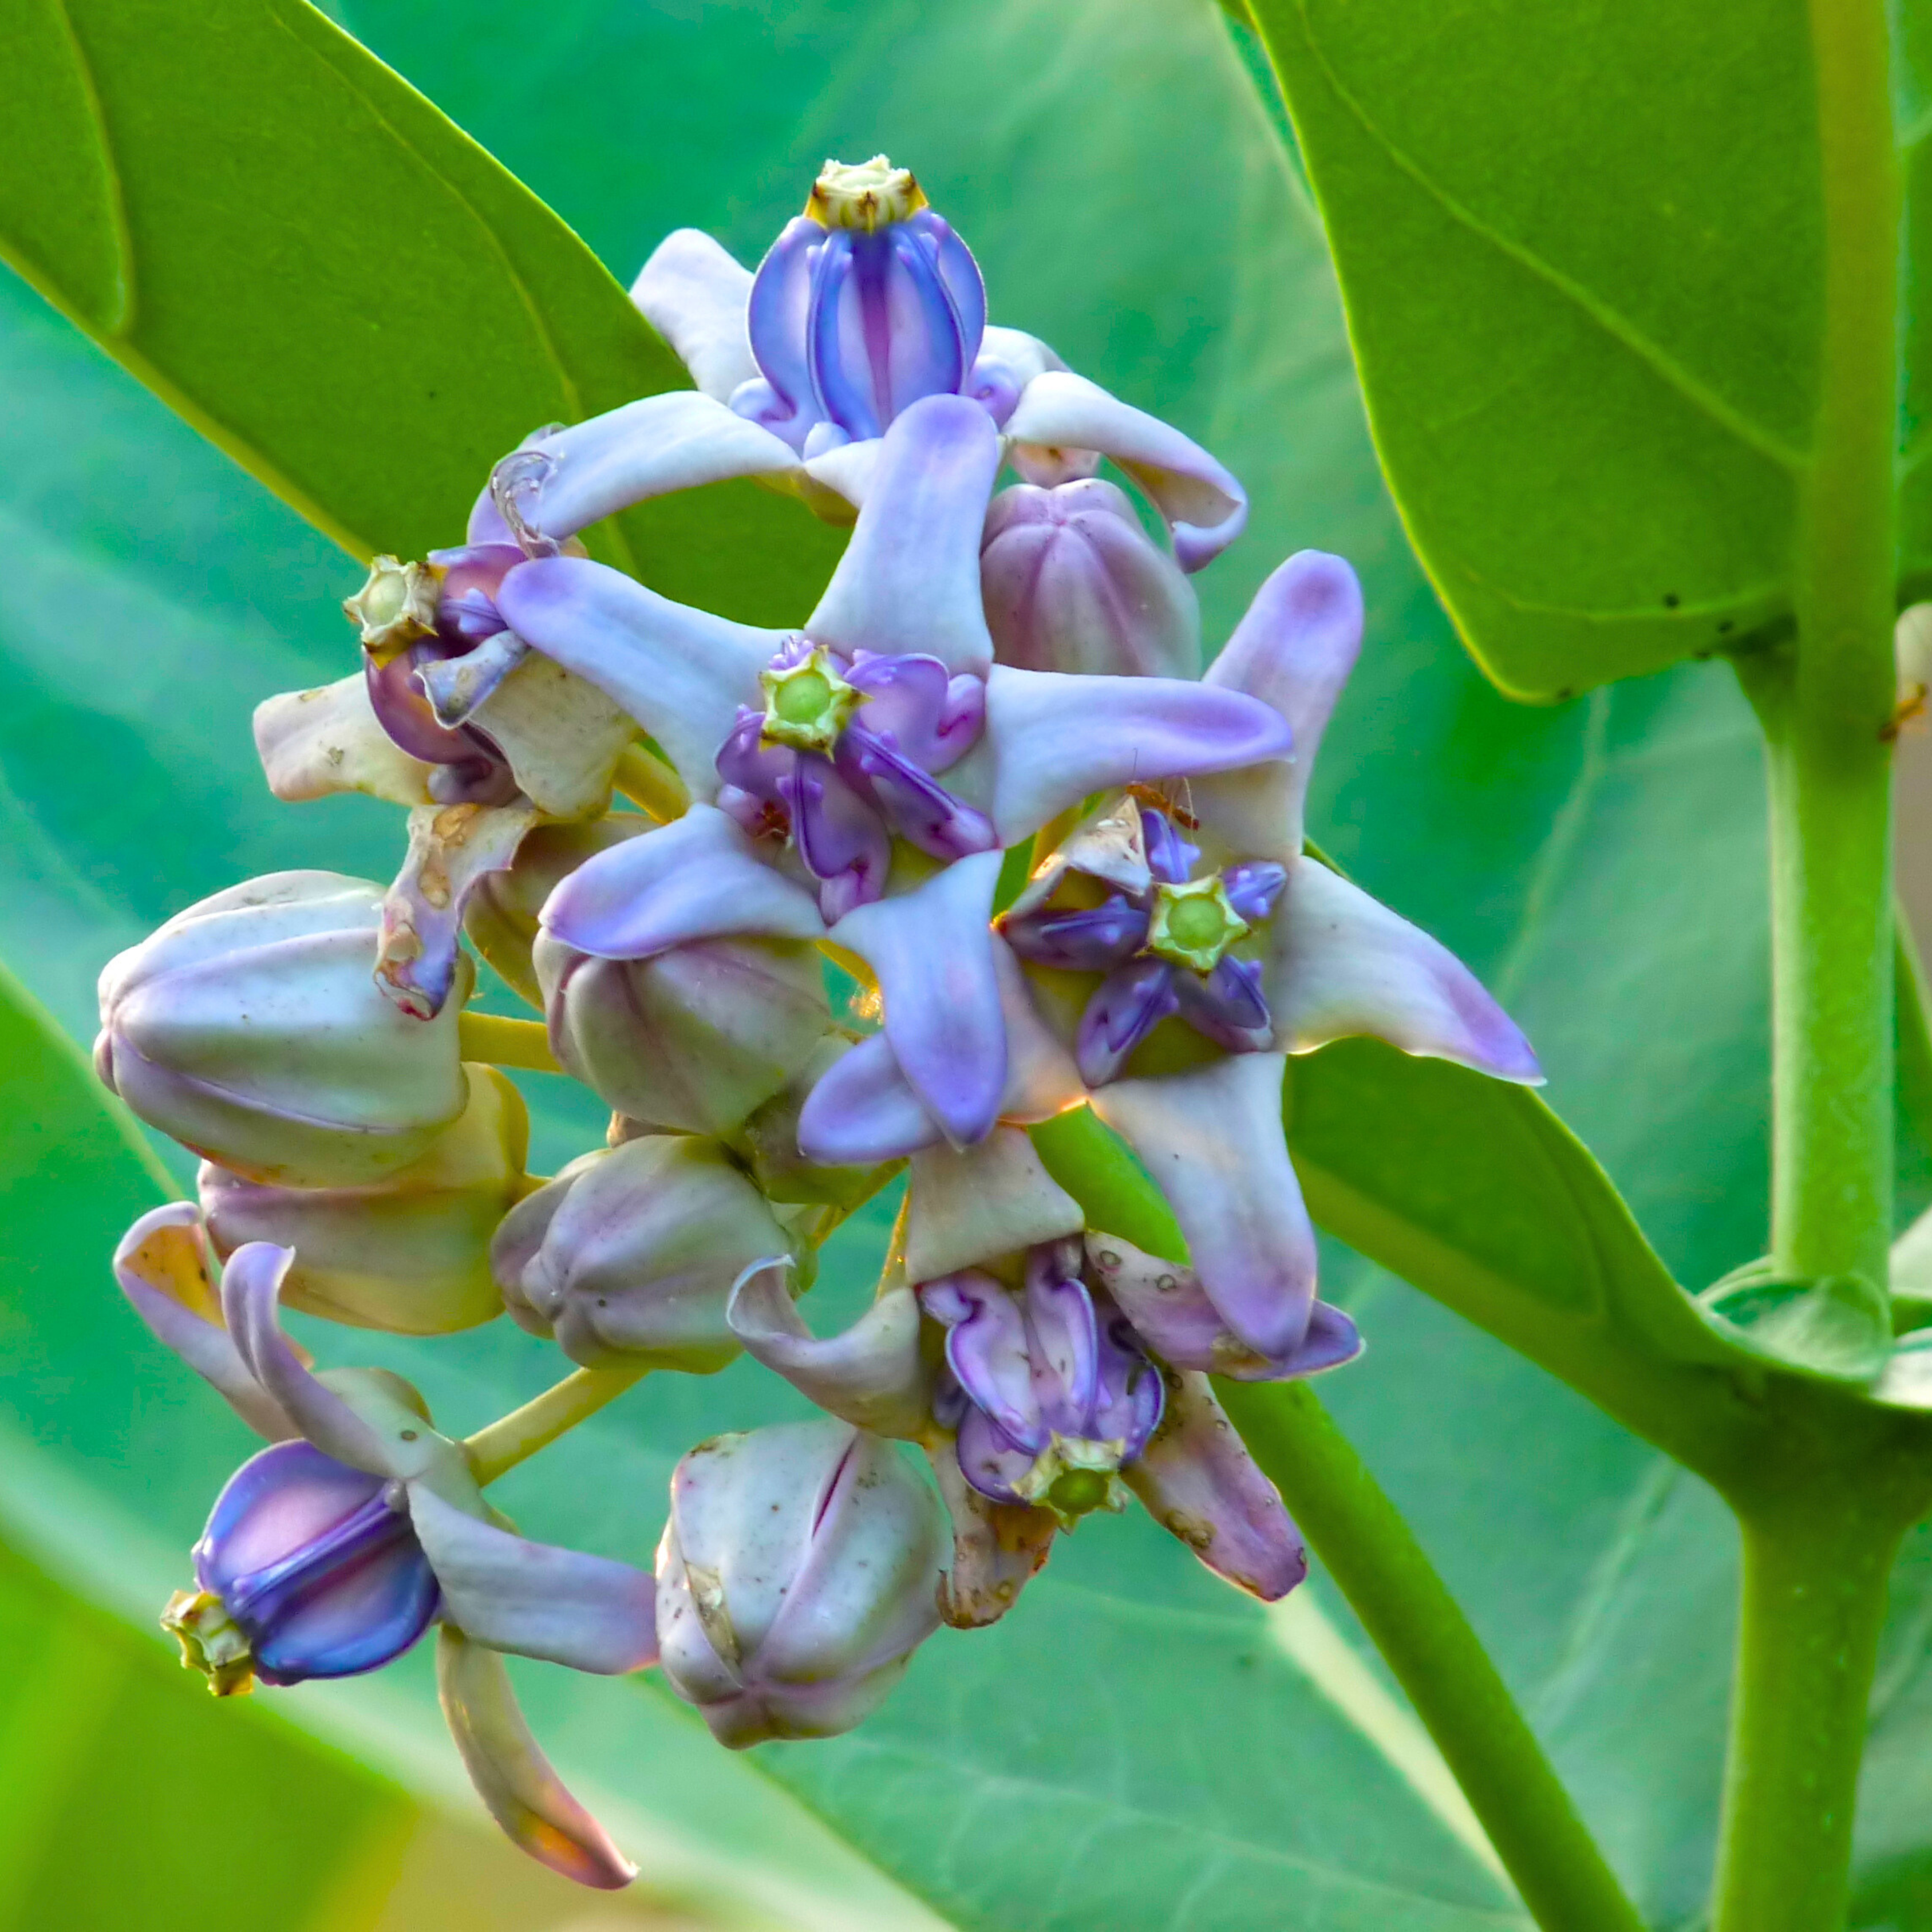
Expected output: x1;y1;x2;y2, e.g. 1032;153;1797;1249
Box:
1197;552;1364;858
1021;1262;1101;1439
1090;1055;1317;1361
436;1626;637;1889
377;803;537;1020
1269;861;1542;1083
1002;371;1246;571
631;228;758;403
922;1272;1042;1453
1124;1370;1307;1598
806;395;1001;677
1077;957;1181;1088
408;1488;657;1675
1085;1235;1362;1381
796;1033;943;1164
490;394;797;544
789;752;893;918
495;558;779;797
1172;955;1274;1056
727;1261;931;1437
951;1404;1041;1504
417;631;529;729
254;675;434;809
904;1128;1084;1284
835;725;995;864
923;1444;1057;1629
1000;896;1147;973
468;652;637;820
113;1204;295;1441
540;804;825;960
958;666;1293;847
831;851;1007;1148
843;654;984;772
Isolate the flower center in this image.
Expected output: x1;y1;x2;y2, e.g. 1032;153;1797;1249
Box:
1147;876;1250;974
1046;1467;1115;1518
162;1586;256;1697
343;555;440;661
760;646;865;753
805;155;927;231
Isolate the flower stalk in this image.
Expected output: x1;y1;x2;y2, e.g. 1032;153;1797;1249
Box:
457;1009;562;1073
464;1364;651;1485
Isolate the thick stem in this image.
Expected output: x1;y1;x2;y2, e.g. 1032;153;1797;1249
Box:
463;1364;650;1485
458;1009;562;1074
613;741;689;822
1710;1496;1902;1932
1218;1381;1647;1932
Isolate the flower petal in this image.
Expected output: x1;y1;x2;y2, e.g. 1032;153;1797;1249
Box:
923;1444;1057;1629
1123;1370;1307;1599
726;1259;931;1437
1197;551;1364;859
796;1033;945;1163
377;803;538;1020
436;1626;637;1888
630;228;758;403
958;666;1293;847
1001;370;1247;571
904;1128;1084;1284
540;804;825;960
1269;860;1542;1082
1077;957;1181;1088
830;850;1007;1147
791;751;893;918
1022;1258;1101;1437
468;652;637;820
923;1272;1041;1450
113;1204;295;1440
495;557;779;797
408;1487;657;1675
254;675;434;809
844;653;985;774
805;394;1001;676
1089;1054;1317;1361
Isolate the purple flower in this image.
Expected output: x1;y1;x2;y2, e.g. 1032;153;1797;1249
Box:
468;157;1246;570
117;1206;653;1889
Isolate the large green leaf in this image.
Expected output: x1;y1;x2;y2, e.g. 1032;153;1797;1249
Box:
1238;0;1846;698
5;0;1932;1927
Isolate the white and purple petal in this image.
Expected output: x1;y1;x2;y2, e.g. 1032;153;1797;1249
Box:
630;228;760;404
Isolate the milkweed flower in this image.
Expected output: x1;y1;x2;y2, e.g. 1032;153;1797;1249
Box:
476;156;1246;571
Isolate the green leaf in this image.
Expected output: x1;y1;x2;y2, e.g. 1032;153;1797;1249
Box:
0;0;844;621
6;0;1932;1925
1240;0;1831;697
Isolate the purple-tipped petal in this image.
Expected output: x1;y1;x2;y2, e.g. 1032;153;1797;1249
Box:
1000;895;1148;973
922;1443;1057;1628
1076;957;1181;1088
1140;807;1201;887
437;1627;637;1888
1269;860;1542;1083
806;396;1001;676
844;654;985;771
1224;861;1289;924
796;1033;946;1163
1089;1054;1317;1361
219;1244;404;1477
835;724;996;863
1086;1235;1362;1381
377;803;537;1020
922;1271;1044;1452
831;850;1007;1147
791;751;894;916
408;1488;657;1675
491;393;797;543
1123;1371;1307;1599
540;804;825;960
726;1260;932;1437
1001;372;1247;571
953;1403;1040;1504
631;228;758;404
1172;955;1274;1056
495;558;779;796
1089;1294;1167;1455
903;1128;1084;1284
113;1204;295;1441
1198;553;1364;859
1021;1261;1101;1439
742;216;824;444
963;666;1293;847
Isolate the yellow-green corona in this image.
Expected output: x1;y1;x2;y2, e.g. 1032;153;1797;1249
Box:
758;645;866;753
161;1587;256;1697
342;554;441;659
1147;875;1251;975
805;154;928;231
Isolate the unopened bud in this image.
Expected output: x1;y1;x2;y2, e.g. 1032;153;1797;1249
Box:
96;873;471;1187
199;1065;528;1334
534;930;832;1139
492;1135;790;1370
655;1420;946;1746
980;480;1200;678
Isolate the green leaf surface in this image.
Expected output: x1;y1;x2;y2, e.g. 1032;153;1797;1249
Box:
1241;0;1835;697
5;0;1932;1927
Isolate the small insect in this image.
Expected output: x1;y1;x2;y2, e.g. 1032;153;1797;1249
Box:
1125;779;1199;831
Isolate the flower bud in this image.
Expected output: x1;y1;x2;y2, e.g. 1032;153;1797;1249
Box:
979;480;1200;678
166;1436;439;1694
97;873;471;1186
534;929;831;1139
655;1420;946;1746
199;1065;528;1334
464;818;646;1008
491;1135;791;1370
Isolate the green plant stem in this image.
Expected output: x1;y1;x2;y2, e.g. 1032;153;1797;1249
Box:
1710;1494;1902;1932
463;1364;649;1484
457;1009;562;1074
1219;1381;1647;1932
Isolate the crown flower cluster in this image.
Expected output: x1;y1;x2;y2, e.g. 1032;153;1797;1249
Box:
94;158;1538;1888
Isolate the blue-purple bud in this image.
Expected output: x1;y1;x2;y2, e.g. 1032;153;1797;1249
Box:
655;1420;946;1747
167;1437;438;1694
734;157;993;452
980;480;1201;678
